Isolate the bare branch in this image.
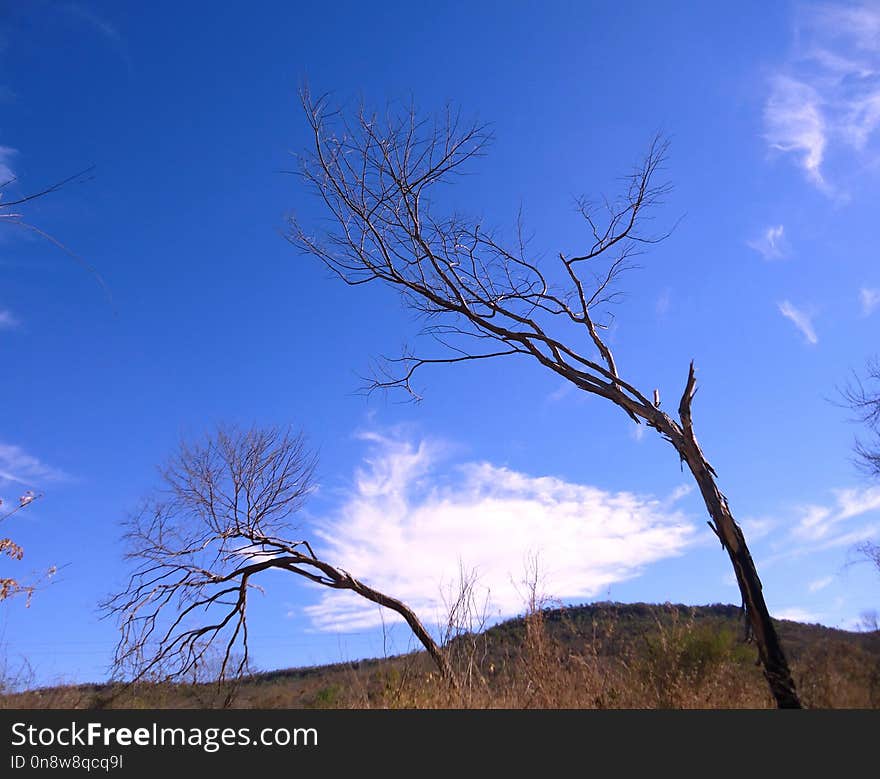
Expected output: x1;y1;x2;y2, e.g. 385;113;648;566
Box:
287;92;672;411
1;165;112;306
0;166;95;209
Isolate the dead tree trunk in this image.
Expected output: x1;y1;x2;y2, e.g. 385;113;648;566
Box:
647;363;801;708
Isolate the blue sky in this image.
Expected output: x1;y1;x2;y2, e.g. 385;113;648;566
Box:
2;0;880;686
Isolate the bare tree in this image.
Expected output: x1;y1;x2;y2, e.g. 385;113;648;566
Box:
286;91;802;708
102;425;454;685
842;358;880;477
855;540;880;584
842;360;880;606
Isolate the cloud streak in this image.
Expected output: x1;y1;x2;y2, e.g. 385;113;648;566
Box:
773;607;821;623
0;442;68;487
0;309;19;329
765;77;827;187
753;487;880;618
304;433;697;631
0;145;16;186
747;224;786;260
791;486;880;544
808;575;833;593
763;3;880;191
64;3;132;72
860;287;880;316
655;288;671;316
778;300;818;344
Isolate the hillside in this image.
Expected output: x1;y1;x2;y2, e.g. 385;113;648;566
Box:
5;603;879;709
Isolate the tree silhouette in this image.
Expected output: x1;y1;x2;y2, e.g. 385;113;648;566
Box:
103;425;454;685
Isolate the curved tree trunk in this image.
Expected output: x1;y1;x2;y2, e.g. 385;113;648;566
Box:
684;456;801;708
651;363;801;708
288;552;458;686
343;571;457;686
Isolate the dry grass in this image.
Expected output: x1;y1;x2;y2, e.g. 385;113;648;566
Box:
358;603;878;709
3;602;878;709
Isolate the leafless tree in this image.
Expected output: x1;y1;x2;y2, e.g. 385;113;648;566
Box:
841;358;880;477
286;91;802;708
842;361;880;605
854;539;880;601
102;425;454;685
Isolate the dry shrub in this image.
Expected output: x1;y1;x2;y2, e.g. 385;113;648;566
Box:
367;602;777;709
793;639;880;709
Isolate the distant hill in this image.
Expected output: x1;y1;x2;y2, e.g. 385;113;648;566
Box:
4;602;879;709
483;601;880;658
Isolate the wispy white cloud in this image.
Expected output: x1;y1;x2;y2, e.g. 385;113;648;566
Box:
64;3;131;72
546;381;573;404
665;484;693;505
755;487;880;579
792;504;833;542
764;3;880;192
747;224;787;260
0;442;68;487
545;380;590;406
0;27;13;121
809;3;880;55
66;3;122;42
740;516;777;541
765;76;827;188
817;523;879;550
792;486;880;543
629;422;646;443
655;288;671;317
808;575;833;593
0;309;19;329
860;286;880;315
835;486;880;520
0;145;16;186
777;300;818;344
774;607;821;623
304;432;697;631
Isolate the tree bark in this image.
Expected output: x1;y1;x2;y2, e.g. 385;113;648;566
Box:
686;459;801;708
659;363;801;709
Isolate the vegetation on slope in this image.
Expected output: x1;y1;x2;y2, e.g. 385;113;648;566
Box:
4;602;878;709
